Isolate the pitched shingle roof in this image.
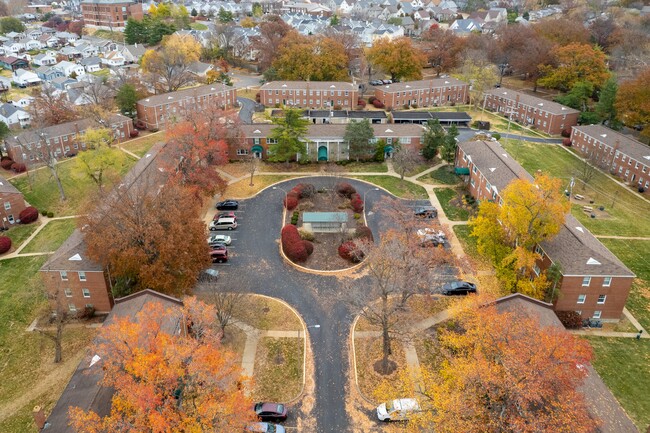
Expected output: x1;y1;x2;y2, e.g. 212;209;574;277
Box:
0;174;22;195
376;77;467;93
573;124;650;166
486;87;579;116
260;81;356;91
137;83;235;108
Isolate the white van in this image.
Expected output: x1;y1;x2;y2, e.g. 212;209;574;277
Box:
209;217;238;231
376;398;421;421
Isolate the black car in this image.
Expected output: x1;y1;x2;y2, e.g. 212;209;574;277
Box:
441;281;477;296
215;199;239;210
414;206;438;218
254;402;288;422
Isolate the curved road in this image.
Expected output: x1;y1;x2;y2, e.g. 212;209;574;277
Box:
203;177;456;432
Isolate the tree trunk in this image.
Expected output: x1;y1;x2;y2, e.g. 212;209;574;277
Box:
54;320;64;363
50;166;67;201
381;295;392;373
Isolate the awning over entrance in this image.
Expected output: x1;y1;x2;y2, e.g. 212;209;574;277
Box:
454;167;470;175
384;146;394;153
318;146;328;161
251;145;263;153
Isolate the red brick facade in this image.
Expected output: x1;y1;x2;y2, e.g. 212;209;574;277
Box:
259;81;358;109
570;125;650;190
373;78;469;109
41;269;113;314
0;175;26;228
82;0;143;29
484;88;579;135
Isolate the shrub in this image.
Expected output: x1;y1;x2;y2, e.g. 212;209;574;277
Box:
134;120;146;130
284;194;298;210
372;99;385;108
354;225;374;242
298;228;315;241
11;163;26;173
338;241;364;263
129;130;139;138
403;104;410;110
149;128;159;133
333;105;342;110
411;104;418;109
47;211;54;218
555;311;583;329
303;240;314;256
492;132;501;140
1;158;14;170
562;138;572;147
357;99;366;108
0;236;11;254
19;206;39;224
353;213;361;219
281;224;309;262
561;129;571;138
295;183;316;198
350;193;363;213
335;182;356;198
77;305;96;320
41;210;48;216
368;96;377;104
296;200;314;212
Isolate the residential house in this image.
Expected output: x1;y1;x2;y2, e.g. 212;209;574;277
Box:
12;96;34;108
4;114;134;165
26;29;43;40
55;60;86;77
455;139;635;321
19;37;42;51
484;87;579;135
39;34;60;48
135;84;238;130
2;41;25;55
0;103;30;129
570;125;650;190
59;45;83;60
79;56;102;73
79;36;118;54
0;56;30;71
12;68;41;87
0;174;27;228
188;61;214;78
51;76;77;91
75;42;99;58
36;65;65;81
82;0;145;29
101;51;126;67
55;32;80;45
259;81;358;109
236;123;424;161
449;18;483;34
0;76;10;92
32;53;57;66
120;43;146;64
373;78;469;109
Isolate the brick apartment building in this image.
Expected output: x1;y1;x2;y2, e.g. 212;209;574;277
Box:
81;0;144;30
456;140;635;320
236;123;424;161
259;81;358;109
484;87;579;135
0;174;26;228
373;78;469;109
4;114;133;166
136;84;238;130
570;125;650;190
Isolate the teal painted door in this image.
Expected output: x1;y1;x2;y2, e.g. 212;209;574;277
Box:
318;146;328;161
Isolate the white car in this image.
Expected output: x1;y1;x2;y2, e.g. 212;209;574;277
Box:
246;422;285;433
207;234;232;246
376;398;421;421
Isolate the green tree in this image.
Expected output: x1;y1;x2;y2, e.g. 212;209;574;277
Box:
330;14;340;26
75;128;128;193
386;17;402;25
252;3;263;17
374;139;386;162
124;18;146;44
218;8;234;23
268;107;309;163
440;125;458;164
191;7;198;17
173;4;191;29
0;16;25;33
555;81;594;112
116;84;138;118
344;119;374;162
146;17;176;45
0;120;9;142
594;76;619;128
422;119;445;160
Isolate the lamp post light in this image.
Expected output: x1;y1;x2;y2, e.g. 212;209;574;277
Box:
272;186;288;207
363;188;380;214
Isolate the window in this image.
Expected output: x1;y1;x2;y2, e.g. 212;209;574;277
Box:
3;201;10;210
236;149;249;155
60;271;68;281
593;310;602;319
78;271;86;281
603;276;612;287
472;166;477;174
253;138;260;145
582;276;591;286
577;294;586;304
470;178;475;187
533;264;541;276
82;288;91;298
534;245;542;255
485;182;491;192
68;304;77;313
64;288;72;297
597;295;606;304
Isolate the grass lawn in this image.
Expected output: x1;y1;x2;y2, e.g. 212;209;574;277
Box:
190;22;208;30
91;29;124;42
3;223;40;251
453;225;479;261
465;109;549;138
434;188;470;221
237;89;258;99
337;161;388;173
90;68;110;78
502;141;650;237
586;337;650;431
253;337;303;402
20;219;76;254
421;166;461;185
351;176;428;199
10;151;137;216
225;175;299;199
236;295;302;331
121;131;165;158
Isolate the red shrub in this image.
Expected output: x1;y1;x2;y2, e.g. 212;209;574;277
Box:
335;182;356;198
354;225;374;242
19;206;39;224
357;99;366;107
562;138;572;147
0;236;11;254
555;311;583;329
294;183;315;198
350;193;363;213
284;193;299;210
129;130;139;138
368;96;377;104
338;241;364;263
372;99;385;108
303;240;314;256
0;158;13;170
561;129;571;138
11;163;26;173
281;224;308;262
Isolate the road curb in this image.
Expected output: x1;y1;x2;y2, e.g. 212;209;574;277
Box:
349;313;379;406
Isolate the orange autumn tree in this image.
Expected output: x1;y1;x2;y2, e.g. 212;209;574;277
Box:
425;296;598;433
69;297;255;433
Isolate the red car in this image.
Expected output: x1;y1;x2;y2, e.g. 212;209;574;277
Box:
254;402;287;422
210;249;228;263
213;211;237;221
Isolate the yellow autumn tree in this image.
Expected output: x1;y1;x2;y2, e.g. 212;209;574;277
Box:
365;37;427;82
141;34;201;92
538;43;610;91
74;128;128;193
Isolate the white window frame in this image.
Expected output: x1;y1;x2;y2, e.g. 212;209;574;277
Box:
582;276;591;287
577;294;586;304
597;295;606;304
60;271;68;281
78;271;86;281
603;276;612;287
82;288;91;298
68;303;77;313
64;288;72;297
593;310;602;319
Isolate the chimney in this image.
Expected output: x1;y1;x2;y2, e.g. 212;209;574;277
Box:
33;406;46;430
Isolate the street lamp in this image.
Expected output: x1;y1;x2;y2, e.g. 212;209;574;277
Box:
363;188;380;214
272;186;288;206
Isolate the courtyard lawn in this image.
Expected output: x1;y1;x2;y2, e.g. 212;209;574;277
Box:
253;337;303;402
190;22;208;30
3;223;40;250
586;337;650;431
338;161;388;173
10;151;136;216
434;188;470;221
453;225;479;261
225;175;300;199
421;166;461;185
20;219;76;254
121;131;165;158
351;176;428;199
501;141;650;237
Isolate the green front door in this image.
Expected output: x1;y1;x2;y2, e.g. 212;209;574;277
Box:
318;146;328;161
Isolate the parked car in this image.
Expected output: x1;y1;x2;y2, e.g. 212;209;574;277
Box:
246;422;285;433
207;234;232;246
209;243;227;252
370;80;382;85
417;228;446;247
382;79;392;84
216;199;239;210
209;248;228;263
414;206;438;218
214;211;237;221
376;398;421;421
203;268;219;279
209;217;238;231
441;281;477;296
253;402;287;422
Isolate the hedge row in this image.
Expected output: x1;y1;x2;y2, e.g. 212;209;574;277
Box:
281;224;313;263
19;206;39;224
283;183;316;210
0;236;11;254
350;192;363;213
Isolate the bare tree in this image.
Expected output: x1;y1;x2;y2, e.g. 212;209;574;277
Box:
31;130;67;201
36;269;71;363
196;273;247;339
391;145;421;180
574;151;600;190
246;154;259;186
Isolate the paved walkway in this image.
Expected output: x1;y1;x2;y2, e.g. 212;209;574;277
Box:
594;235;650;240
0;215;79;261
